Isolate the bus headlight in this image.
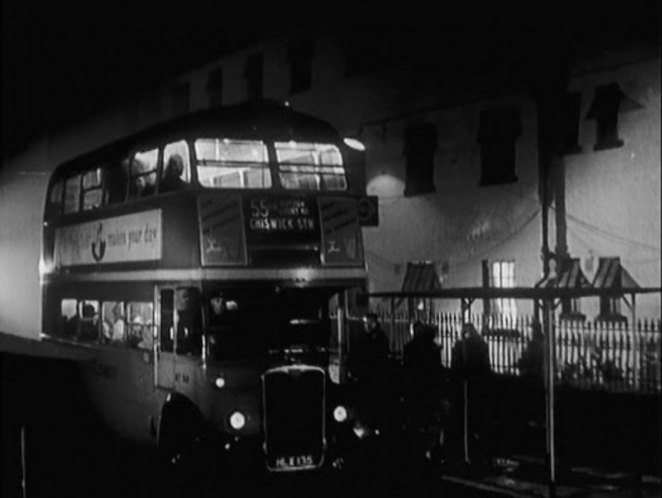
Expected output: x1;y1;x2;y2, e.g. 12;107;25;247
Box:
214;376;226;389
333;405;348;423
229;411;246;430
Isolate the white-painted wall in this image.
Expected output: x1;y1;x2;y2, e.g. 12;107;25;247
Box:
2;36;659;331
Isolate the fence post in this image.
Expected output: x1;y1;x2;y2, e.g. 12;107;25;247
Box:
630;293;639;391
543;297;557;497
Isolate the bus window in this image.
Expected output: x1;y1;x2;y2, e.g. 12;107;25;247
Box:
47;179;64;217
104;160;128;205
77;300;100;342
63;174;82;214
82;168;103;210
175;287;202;356
127;302;154;349
195;138;271;189
102;301;125;344
160;289;175;353
128;148;158;199
275;142;347;191
161;140;191;193
60;299;78;337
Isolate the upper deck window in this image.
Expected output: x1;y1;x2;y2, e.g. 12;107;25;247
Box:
275;142;346;191
195;138;271;189
47;179;64;216
82;168;103;210
128;148;158;199
162;140;191;193
63;174;82;214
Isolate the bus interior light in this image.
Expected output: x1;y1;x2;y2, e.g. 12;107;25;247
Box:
229;411;246;430
343;137;366;151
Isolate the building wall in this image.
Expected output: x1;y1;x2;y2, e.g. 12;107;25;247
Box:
9;35;659;320
563;57;661;317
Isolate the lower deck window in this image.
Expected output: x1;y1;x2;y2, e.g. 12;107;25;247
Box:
59;299;152;349
59;299;99;341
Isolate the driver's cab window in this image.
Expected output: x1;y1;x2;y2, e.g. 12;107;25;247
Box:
175;287;202;356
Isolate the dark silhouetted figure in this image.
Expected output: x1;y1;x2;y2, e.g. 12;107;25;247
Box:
349;312;390;432
518;320;545;382
403;321;444;428
161;155;187;193
402;321;448;495
518;320;546;430
451;322;492;466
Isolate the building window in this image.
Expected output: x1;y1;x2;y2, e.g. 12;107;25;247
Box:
172;82;190;115
207;67;223;108
492;260;516;316
141;93;161;122
559;92;582;154
599;296;623;319
288;37;314;94
586;83;625;151
403;122;437;197
477;106;521;186
245;53;263;101
344;33;381;77
560;297;582;319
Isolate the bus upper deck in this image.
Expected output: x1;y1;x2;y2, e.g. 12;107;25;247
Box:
41;101;367;279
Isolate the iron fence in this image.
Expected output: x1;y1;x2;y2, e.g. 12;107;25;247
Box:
350;310;662;393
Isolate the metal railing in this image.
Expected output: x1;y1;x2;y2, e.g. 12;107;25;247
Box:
353;310;662;393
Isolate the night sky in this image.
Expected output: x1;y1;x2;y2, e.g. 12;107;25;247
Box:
2;1;659;162
1;2;289;160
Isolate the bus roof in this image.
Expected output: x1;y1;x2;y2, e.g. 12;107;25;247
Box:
51;100;342;176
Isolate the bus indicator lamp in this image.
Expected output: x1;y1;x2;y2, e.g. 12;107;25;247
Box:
229;411;246;430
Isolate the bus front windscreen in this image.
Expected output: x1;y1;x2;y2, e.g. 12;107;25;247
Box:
205;287;334;361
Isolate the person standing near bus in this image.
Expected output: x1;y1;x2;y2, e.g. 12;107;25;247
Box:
450;322;492;467
349;312;391;432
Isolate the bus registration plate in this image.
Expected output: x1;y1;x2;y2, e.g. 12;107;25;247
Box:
275;454;315;470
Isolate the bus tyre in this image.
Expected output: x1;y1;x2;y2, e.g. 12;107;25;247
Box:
157;395;205;468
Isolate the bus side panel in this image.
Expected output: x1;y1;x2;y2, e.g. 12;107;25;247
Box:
0;148;49;340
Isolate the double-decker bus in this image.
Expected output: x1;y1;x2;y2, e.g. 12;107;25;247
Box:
37;101;369;476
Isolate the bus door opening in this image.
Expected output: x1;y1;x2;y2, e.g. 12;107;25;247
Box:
156;288;176;389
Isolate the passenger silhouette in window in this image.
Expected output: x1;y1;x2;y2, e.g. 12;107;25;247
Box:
78;303;99;341
176;288;202;355
161;154;187;193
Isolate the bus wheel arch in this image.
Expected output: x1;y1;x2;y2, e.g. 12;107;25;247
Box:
157;392;205;465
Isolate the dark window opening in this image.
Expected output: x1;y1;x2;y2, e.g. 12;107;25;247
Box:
344;33;380;77
403;122;437;197
478;106;521;186
559;92;582;154
289;37;314;94
104;158;128;205
207;67;224;107
245;54;263;101
560;298;584;321
172;82;190;115
586;83;625;151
